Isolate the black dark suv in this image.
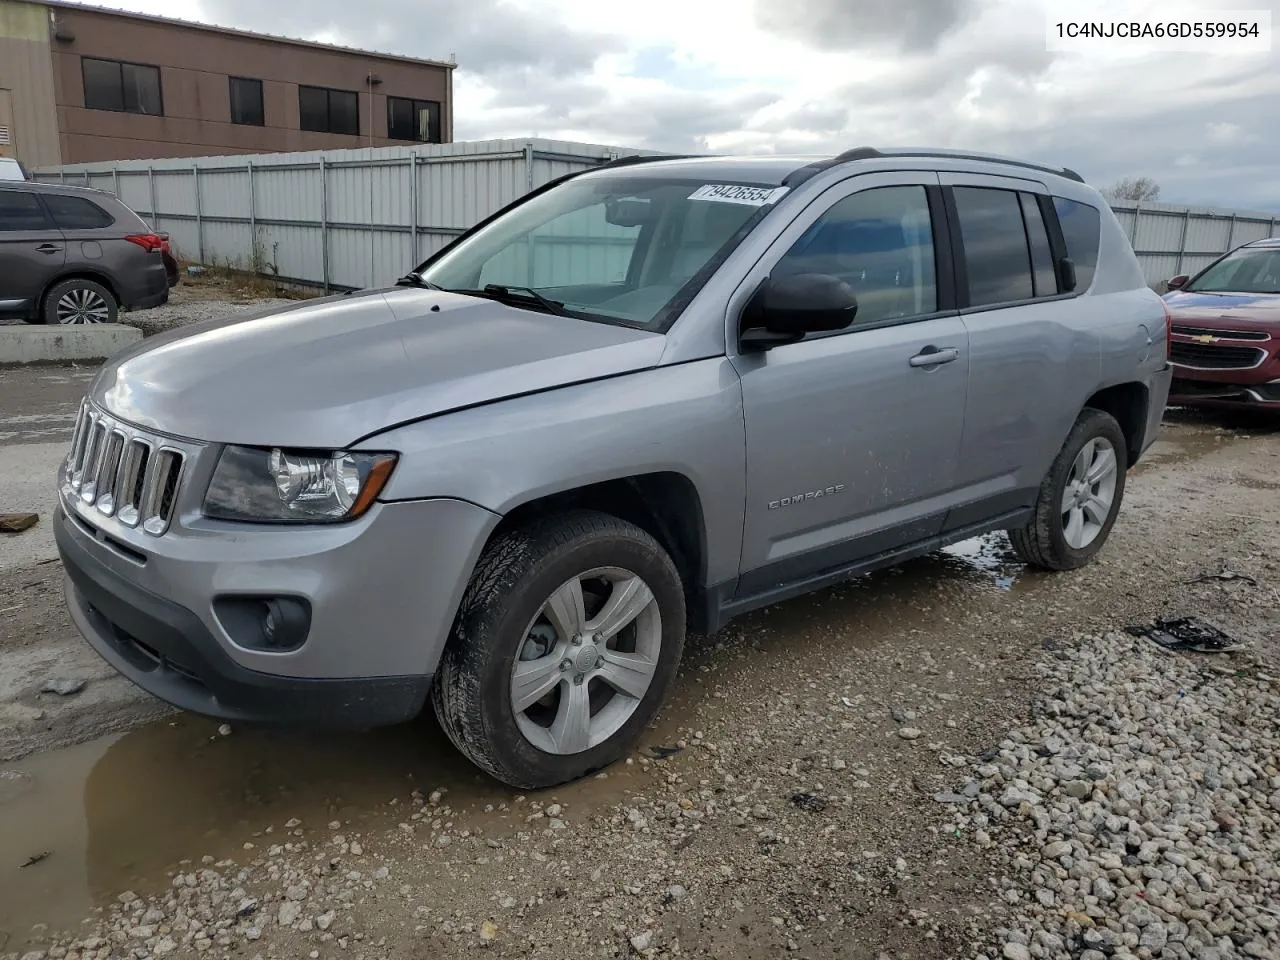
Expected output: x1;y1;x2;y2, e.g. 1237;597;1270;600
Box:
0;180;177;325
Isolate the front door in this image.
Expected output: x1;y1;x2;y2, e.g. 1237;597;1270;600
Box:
0;188;63;318
729;173;970;597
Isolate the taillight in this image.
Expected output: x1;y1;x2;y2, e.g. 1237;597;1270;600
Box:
124;233;165;252
1161;300;1173;361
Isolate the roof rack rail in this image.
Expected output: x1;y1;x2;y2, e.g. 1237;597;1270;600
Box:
782;146;1085;186
591;153;703;170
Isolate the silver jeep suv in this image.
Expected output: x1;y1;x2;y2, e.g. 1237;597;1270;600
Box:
56;147;1172;788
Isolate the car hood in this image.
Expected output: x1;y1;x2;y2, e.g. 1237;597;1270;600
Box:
92;288;666;448
1163;290;1280;327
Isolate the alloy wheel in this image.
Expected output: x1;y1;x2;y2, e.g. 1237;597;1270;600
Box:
56;287;111;324
510;566;662;755
1060;436;1118;549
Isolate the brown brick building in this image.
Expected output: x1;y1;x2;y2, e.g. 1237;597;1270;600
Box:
0;0;454;169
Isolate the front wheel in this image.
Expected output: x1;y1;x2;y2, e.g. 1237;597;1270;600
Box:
1008;408;1128;571
432;510;686;789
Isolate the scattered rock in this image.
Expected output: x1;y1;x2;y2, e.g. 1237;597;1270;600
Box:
897;727;923;741
39;677;87;697
629;930;653;952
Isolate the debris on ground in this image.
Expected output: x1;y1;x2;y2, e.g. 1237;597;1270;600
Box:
39;677;87;697
19;851;50;868
0;514;38;534
1125;616;1246;653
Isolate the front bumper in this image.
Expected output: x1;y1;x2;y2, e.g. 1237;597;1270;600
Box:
55;492;499;728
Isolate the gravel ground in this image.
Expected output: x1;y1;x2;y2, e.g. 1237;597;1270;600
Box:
121;292;293;337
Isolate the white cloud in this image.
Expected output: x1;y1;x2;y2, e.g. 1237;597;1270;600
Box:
93;0;1280;210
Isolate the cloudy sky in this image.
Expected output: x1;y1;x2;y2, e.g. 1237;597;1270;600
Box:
102;0;1278;210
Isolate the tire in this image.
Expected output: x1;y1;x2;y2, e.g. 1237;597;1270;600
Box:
432;509;686;789
1008;408;1128;572
42;278;117;325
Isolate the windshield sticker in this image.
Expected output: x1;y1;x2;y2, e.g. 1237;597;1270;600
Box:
688;184;790;206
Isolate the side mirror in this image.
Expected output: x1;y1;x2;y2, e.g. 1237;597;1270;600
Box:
1166;275;1189;290
740;273;858;350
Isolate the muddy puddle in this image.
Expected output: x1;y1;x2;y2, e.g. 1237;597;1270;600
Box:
0;532;1036;945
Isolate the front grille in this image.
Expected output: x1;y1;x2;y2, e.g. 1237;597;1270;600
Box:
1171;324;1270;342
65;401;188;536
1169;341;1267;370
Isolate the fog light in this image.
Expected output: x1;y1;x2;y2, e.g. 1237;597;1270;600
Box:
214;596;311;652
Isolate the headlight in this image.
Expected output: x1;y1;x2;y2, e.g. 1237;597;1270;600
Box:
203;446;398;522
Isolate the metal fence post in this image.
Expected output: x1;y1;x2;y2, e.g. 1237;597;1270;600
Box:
112;167;120;199
1175;208;1191;274
193;165;204;263
1225;213;1236;251
319;157;329;295
246;161;256;265
1128;203;1140;245
83;170;90;187
409;153;419;263
59;168;65;183
1270;216;1277;239
524;143;535;283
147;166;157;231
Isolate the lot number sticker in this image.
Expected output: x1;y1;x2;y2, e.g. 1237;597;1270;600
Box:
688;184;790;206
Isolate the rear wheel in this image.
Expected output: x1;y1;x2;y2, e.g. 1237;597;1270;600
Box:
1008;408;1128;571
432;510;686;789
42;278;117;325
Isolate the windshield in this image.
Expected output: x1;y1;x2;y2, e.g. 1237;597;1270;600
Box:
1186;247;1280;294
416;175;785;330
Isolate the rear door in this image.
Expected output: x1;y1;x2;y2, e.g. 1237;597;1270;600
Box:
0;186;63;318
939;173;1098;530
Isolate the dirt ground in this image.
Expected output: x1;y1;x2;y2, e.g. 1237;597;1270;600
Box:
1;356;1278;958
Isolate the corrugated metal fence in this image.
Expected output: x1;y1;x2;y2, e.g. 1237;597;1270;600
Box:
37;143;1278;290
35;139;645;292
1108;200;1279;285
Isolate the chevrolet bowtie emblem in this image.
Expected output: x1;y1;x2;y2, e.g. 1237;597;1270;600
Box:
1192;334;1219;343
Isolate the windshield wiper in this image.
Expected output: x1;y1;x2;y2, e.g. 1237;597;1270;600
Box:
394;272;443;290
479;284;568;316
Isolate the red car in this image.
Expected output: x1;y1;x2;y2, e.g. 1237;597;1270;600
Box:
1164;237;1280;410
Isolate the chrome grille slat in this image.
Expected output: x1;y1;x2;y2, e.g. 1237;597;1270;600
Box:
95;431;126;515
1171;324;1270;342
116;439;151;527
79;419;108;503
61;402;188;537
141;448;183;535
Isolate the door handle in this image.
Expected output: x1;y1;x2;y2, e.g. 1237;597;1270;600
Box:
909;346;960;368
35;244;62;255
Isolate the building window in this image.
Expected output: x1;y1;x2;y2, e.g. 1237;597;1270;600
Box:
298;85;359;136
387;97;441;143
82;57;163;115
229;77;264;126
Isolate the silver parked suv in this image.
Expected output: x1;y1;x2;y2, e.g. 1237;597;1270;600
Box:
56;147;1172;788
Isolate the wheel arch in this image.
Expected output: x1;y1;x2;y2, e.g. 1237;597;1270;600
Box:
488;472;710;630
40;270;122;315
1084;381;1149;466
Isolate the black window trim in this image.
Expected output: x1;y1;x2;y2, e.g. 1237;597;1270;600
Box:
298;84;360;136
386;95;442;143
81;56;164;116
739;180;961;347
1018;190;1059;298
229;76;265;127
943;184;1088;316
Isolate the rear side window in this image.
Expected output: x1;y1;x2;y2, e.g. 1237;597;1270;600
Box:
953;187;1034;306
0;189;52;231
43;194;114;229
1019;193;1058;297
1052;198;1101;292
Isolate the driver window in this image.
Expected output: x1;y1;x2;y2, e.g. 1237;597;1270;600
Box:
478;202;643;289
773;185;937;325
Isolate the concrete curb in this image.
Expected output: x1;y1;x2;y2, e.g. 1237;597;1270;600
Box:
0;324;141;364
